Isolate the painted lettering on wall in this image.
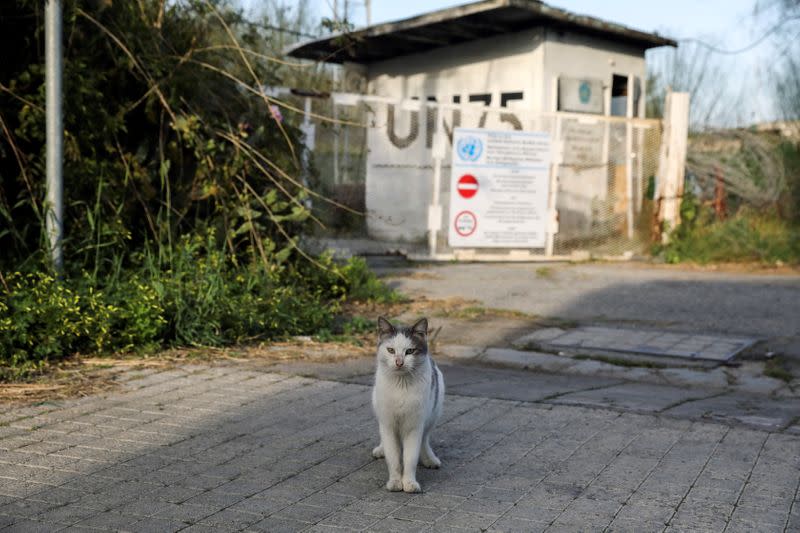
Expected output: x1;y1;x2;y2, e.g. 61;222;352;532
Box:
385;92;525;149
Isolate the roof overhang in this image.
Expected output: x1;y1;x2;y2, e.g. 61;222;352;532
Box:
286;0;677;64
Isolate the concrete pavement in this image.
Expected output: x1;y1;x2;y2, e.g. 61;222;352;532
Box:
1;359;799;532
377;261;800;340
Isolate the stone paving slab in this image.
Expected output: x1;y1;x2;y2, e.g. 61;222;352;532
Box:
0;363;799;532
237;357;795;433
450;345;794;397
545;382;715;413
663;393;800;432
542;326;758;362
426;364;624;403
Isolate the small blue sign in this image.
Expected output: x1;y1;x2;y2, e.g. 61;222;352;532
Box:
578;81;591;104
457;136;483;162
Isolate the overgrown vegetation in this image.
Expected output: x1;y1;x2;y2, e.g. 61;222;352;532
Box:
657;136;800;265
656;199;800;265
0;1;390;380
763;356;794;383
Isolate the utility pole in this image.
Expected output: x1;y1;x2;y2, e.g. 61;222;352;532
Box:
45;0;64;272
365;0;371;25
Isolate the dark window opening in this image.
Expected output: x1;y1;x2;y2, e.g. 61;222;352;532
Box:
611;74;628;117
453;95;461;104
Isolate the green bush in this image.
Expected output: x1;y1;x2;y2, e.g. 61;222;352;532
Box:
0;273;85;370
0;1;397;380
338;257;404;303
103;277;166;352
0;272;159;370
0;243;395;378
655;193;800;264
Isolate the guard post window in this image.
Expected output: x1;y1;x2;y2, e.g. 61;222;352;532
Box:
610;74;628;117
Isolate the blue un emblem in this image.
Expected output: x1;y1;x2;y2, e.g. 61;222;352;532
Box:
579;81;591;104
456;136;483;162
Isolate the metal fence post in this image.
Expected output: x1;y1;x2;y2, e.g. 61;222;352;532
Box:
625;74;635;238
427;111;445;258
45;0;64;271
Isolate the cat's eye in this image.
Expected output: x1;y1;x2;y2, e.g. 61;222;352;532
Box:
405;349;416;355
387;348;395;354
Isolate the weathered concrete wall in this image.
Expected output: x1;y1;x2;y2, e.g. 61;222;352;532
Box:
367;29;543;108
542;31;647;240
363;31;542;242
540;30;647;115
362;28;648;244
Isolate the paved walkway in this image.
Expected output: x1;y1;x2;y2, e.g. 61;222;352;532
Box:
1;362;799;532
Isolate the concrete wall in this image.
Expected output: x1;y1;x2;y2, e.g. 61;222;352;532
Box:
364;30;544;242
542;31;647;240
361;28;648;244
541;30;647;115
367;29;543;108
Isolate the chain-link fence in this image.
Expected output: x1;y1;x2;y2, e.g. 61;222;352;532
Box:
298;93;662;259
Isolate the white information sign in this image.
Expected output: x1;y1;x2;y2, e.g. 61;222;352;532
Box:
448;128;552;248
561;121;603;166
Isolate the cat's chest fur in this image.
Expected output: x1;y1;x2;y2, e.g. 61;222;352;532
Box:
373;371;431;428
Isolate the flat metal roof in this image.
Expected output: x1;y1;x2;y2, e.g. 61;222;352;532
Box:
286;0;677;64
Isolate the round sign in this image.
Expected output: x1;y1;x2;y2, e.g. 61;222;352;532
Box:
456;136;483;161
457;174;479;199
454;211;477;237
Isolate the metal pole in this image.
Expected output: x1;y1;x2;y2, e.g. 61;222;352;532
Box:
45;0;64;272
301;97;314;210
546;114;562;257
365;0;371;25
625;74;634;239
427;109;447;259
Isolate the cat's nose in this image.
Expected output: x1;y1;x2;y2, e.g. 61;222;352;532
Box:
395;359;404;368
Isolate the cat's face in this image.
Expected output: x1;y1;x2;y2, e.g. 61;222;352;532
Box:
376;317;428;373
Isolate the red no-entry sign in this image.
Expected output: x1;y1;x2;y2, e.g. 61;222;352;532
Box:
457;174;478;199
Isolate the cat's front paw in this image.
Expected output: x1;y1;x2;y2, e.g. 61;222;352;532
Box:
402;479;422;493
385;479;403;492
372;445;384;459
421;456;441;469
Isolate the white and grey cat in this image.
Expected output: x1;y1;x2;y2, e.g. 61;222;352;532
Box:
371;316;444;493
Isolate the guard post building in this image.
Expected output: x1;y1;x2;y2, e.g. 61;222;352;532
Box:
288;0;676;246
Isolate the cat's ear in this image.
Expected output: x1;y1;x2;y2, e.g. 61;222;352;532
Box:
411;317;428;338
377;316;395;337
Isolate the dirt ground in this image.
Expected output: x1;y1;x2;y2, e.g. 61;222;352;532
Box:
0;296;521;408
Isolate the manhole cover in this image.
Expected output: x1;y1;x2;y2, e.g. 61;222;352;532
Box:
545;326;757;362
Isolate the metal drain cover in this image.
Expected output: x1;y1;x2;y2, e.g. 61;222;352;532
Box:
545;326;757;363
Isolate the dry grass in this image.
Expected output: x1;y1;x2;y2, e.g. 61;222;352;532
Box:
0;339;373;409
1;295;499;408
0;361;126;407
